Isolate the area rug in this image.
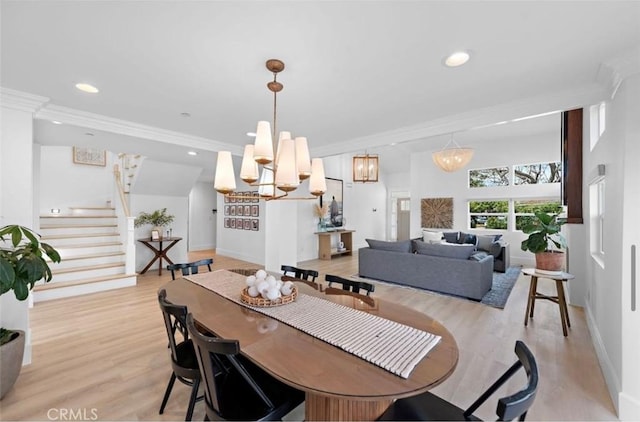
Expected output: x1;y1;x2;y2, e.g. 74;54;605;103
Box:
351;266;522;309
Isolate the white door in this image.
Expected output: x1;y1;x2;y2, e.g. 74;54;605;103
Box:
397;198;411;241
620;77;640;420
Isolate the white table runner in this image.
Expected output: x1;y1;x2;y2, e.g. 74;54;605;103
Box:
185;270;441;379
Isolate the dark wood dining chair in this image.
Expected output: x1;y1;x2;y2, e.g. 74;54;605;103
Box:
282;265;321;290
325;274;375;296
281;264;319;282
185;313;305;421
157;289;202;421
167;258;213;280
378;340;539;421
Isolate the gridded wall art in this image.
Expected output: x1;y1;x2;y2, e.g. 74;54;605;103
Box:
421;197;453;229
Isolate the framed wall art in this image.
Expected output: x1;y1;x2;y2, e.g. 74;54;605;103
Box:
320;177;343;228
421;197;453;229
73;147;106;166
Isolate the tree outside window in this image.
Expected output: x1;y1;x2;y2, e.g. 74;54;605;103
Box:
514;162;562;185
514;199;563;230
469;200;509;230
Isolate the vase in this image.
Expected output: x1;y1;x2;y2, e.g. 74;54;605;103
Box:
317;219;325;232
535;250;565;273
0;330;25;399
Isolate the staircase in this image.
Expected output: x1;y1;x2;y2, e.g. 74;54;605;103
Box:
33;207;137;302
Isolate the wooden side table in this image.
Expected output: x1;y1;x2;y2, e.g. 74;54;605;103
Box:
315;230;355;260
522;268;575;336
137;237;182;276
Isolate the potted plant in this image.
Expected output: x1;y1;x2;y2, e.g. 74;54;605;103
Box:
134;208;175;238
520;212;567;273
0;225;61;399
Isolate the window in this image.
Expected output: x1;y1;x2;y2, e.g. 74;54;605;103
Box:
469;167;510;188
514;199;563;231
589;179;605;265
514;162;562;185
590;102;606;150
468;200;509;230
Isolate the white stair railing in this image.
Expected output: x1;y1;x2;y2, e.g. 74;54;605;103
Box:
113;164;136;274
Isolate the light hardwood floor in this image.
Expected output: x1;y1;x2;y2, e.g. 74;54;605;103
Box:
0;250;617;421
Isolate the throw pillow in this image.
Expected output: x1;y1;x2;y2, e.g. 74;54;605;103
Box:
366;239;412;253
442;231;459;244
413;241;476;260
422;230;444;244
458;232;478;247
476;235;496;252
493;234;503;241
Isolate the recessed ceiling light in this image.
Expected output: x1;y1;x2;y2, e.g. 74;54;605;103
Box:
85;132;94;136
75;83;99;93
181;112;191;118
444;51;470;67
52;120;62;125
246;132;256;137
188;151;197;156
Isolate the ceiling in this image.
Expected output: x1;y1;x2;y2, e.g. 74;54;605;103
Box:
2;1;639;180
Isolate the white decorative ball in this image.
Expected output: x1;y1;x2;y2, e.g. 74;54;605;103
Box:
246;275;257;287
276;279;283;288
266;274;277;285
265;286;281;301
256;281;269;296
280;284;293;296
255;269;267;279
247;285;260;297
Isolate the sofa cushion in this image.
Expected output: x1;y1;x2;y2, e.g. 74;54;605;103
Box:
413;240;476;260
442;231;459;244
365;239;412;253
422;230;444;244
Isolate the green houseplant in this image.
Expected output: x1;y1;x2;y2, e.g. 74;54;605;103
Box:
134;208;175;238
0;224;61;399
520;212;567;272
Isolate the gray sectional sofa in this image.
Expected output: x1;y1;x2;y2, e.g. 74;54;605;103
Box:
439;231;510;273
358;239;494;300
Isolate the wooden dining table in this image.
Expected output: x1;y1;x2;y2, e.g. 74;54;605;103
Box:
161;270;459;421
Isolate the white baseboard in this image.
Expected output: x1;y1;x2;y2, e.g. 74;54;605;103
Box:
215;248;262;266
619;392;640;421
585;303;621;415
189;243;215;251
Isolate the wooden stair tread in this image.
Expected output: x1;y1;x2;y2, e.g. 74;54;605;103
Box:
69;207;116;210
42;233;119;240
52;262;125;275
40;215;116;219
48;251;125;261
40;224;118;229
34;273;136;291
55;242;122;249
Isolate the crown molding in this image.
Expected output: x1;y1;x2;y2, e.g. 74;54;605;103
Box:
0;88;49;113
597;47;640;99
311;83;608;158
35;104;244;156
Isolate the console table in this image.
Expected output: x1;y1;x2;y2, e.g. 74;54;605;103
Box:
137;237;182;276
315;230;355;260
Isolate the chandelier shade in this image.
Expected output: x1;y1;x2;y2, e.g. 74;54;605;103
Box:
352;154;379;183
213;59;326;200
432;135;474;172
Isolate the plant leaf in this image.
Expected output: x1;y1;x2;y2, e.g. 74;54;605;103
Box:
0;257;15;294
13;280;29;301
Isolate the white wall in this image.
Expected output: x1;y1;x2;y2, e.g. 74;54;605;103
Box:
188;182;216;251
0;106;35;364
410;129;561;268
215;179;266;264
39;146;114;213
130;194;189;272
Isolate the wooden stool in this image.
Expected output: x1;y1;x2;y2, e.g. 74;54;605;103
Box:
522;268;575;337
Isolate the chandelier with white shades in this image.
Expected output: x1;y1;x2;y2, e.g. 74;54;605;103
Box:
432;134;474;172
214;59;327;200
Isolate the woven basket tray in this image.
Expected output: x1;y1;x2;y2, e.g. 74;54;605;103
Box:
240;286;298;307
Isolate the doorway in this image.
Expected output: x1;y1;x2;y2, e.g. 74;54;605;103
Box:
389;190;410;241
